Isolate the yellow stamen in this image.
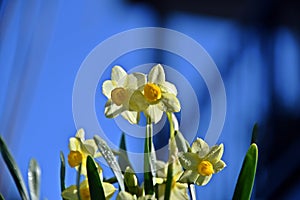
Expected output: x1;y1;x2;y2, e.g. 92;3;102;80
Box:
143;83;162;102
111;87;128;106
68;151;83;168
197;161;214;176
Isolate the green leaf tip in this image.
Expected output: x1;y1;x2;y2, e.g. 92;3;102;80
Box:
233;143;258;200
86;156;106;200
0;136;29;200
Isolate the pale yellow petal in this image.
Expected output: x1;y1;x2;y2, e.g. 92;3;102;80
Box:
103;182;116;199
121;111;139;124
111;65;127;82
102;80;115;98
161;93;181;112
191;138;210;158
148;64;165;84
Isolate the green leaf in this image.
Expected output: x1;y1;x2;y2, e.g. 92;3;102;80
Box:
251;123;258;144
0;193;4;200
233;143;258;200
118;133;133;172
164;162;173;200
0;136;29;200
60;151;66;200
86;156;106;200
76;163;82;200
28;159;41;200
124;167;140;196
94;135;125;191
144;120;156;195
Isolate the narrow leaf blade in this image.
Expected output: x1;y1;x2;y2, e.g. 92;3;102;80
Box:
233;143;258;200
118;133;133;172
86;156;106;200
94;135;125;191
28;159;41;200
0;136;29;200
60;151;66;200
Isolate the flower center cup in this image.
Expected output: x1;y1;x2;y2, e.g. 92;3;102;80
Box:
143;83;162;102
197;160;214;176
111;87;128;106
68;150;83;168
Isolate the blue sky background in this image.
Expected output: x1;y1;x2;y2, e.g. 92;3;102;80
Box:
1;1;299;199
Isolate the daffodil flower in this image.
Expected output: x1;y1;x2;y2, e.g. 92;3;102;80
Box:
68;129;101;175
62;179;116;200
130;64;181;123
178;138;226;186
102;65;146;124
155;160;189;200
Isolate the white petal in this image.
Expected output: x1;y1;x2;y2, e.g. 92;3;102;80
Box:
161;81;177;95
121;111;139;124
102;80;115;98
206;144;224;163
124;74;138;89
83;139;98;156
75;128;85;141
213;160;226;173
161;93;181;112
145;105;164;124
148;64;165;84
132;72;146;89
196;174;212;186
105;100;126;118
191;138;210;157
111;65;127;82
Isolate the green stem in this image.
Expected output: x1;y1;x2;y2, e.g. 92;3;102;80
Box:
144;117;154;195
166;112;174;139
164;112;176;200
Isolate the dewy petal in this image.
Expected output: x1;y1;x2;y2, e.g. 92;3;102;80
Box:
178;170;199;184
105;99;126;118
161;93;181;112
195;174;212;186
191;138;210;158
121;110;139;124
206;144;224;163
145;105;164;124
161;81;177;95
148;64;165;84
102;80;115;98
213;160;226;173
111;65;127;82
178;152;199;170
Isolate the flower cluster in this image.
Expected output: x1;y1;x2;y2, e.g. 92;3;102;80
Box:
102;64;180;124
61;64;226;200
